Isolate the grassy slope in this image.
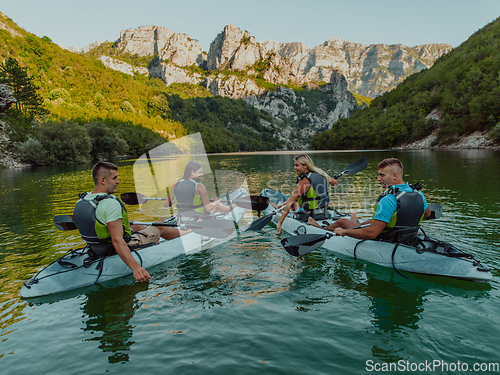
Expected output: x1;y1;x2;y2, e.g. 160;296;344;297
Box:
0;12;189;137
0;12;285;152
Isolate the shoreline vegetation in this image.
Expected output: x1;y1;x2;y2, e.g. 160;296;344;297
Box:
1;129;498;170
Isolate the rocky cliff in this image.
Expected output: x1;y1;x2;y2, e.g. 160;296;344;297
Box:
81;24;450;147
243;71;359;149
89;24;451;100
0;84;16;114
115;25;204;67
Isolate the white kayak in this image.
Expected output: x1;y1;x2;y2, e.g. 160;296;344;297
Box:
20;188;249;298
260;188;492;283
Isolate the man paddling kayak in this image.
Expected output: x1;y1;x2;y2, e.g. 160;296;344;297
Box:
73;162;188;282
310;158;432;242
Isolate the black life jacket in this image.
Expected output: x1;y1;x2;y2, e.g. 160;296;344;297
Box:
73;193;132;256
296;172;329;210
373;186;425;244
173;179;205;213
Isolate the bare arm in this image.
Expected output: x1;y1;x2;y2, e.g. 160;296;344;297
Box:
327;176;338;186
334;219;387;240
197;184;216;211
163;190;175;208
107;219;150;282
423;206;431;219
276;179;310;234
197;184;235;213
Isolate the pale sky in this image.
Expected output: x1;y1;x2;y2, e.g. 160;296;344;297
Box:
2;0;499;51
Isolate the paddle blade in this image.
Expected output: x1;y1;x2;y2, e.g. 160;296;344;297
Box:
345;158;368;175
241;213;273;232
53;215;78;231
233;196;270;211
121;192;145;205
333;158;368;179
427;203;443;220
281;234;327;256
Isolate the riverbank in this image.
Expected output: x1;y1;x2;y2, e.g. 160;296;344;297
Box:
396;130;499;150
1;128;498;169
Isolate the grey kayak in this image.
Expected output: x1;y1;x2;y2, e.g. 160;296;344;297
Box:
20;188;248;298
260;188;492;283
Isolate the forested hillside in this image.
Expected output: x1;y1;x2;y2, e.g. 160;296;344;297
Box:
312;17;500;150
0;12;282;165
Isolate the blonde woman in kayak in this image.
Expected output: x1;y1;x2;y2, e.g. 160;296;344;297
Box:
274;154;338;235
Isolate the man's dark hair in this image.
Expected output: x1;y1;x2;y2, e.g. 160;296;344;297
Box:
92;162;118;185
378;158;403;172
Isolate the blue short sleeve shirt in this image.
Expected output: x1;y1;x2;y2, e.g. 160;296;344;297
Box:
373;183;428;223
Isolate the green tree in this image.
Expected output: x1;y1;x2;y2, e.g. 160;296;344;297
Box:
0;57;47;118
85;121;129;161
148;94;170;117
17;121;91;165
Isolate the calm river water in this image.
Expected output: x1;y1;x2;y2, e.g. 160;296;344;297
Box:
0;149;499;374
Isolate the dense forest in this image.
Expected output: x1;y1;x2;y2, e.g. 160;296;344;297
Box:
312;17;500;150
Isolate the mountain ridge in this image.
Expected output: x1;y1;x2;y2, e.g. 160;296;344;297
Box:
79;24;451;99
311;16;500;150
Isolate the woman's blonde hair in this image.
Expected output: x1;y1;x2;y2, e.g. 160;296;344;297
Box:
294;154;329;180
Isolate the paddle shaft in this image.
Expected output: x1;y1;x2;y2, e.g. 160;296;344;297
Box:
54;215;235;237
121;192;269;211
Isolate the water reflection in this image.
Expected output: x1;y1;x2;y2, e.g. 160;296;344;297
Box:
82;282;148;363
0;149;498;374
286;248;492;364
363;272;424;363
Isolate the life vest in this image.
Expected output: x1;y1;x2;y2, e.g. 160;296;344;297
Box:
173;179;205;213
296;172;329;210
73;193;132;255
372;186;426;244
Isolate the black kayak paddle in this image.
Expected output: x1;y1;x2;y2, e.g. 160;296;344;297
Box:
332;158;368;179
121;192;270;212
281;233;333;256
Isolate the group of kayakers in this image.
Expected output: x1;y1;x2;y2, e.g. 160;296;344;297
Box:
276;155;431;242
72;154;430;283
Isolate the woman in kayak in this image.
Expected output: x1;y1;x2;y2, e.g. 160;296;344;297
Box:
164;161;236;218
275;154;338;234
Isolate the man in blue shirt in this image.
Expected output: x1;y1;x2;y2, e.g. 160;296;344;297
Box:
329;158;431;240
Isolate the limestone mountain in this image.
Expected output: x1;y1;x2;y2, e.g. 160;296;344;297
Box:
311;16;500;150
81;24;450;148
88;24;451;99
